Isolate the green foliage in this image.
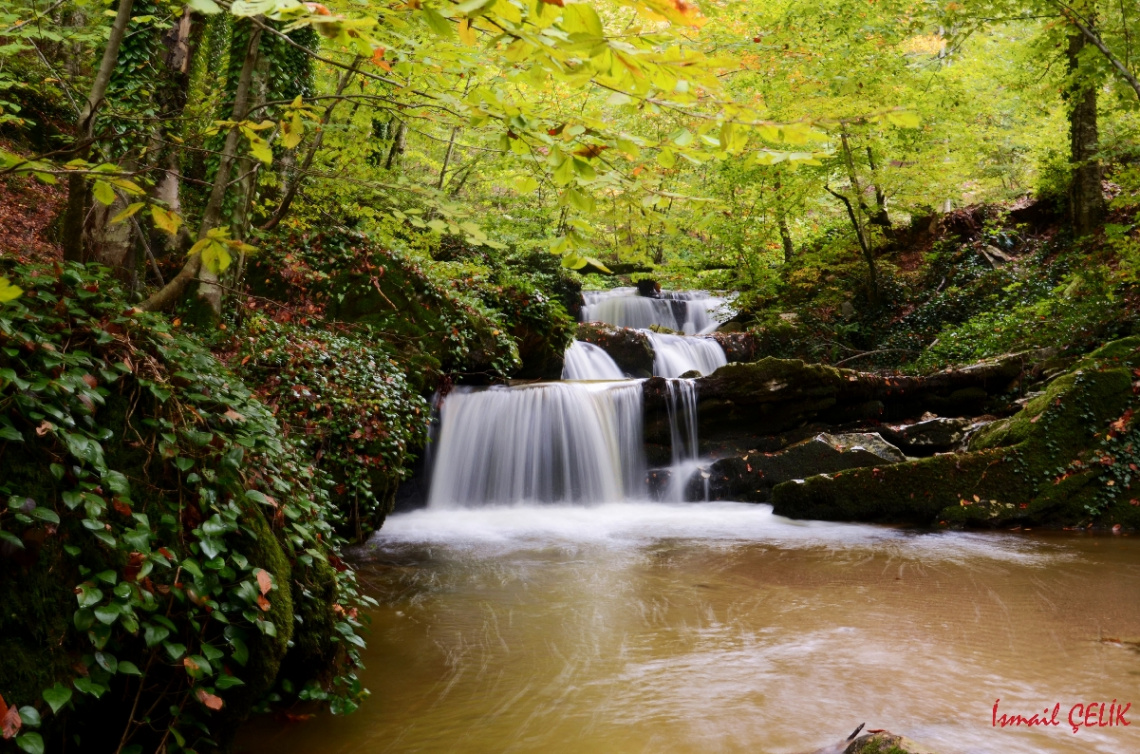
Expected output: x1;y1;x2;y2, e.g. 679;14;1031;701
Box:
250;229;521;385
0;263;370;751
234;316;429;539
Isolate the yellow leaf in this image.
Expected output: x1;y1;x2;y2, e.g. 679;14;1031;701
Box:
200;241;233;274
151;206;182;236
111;203;146;225
457;18;476;45
886;110;921;128
0;276;23;303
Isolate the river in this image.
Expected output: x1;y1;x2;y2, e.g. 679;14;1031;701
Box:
237;502;1140;754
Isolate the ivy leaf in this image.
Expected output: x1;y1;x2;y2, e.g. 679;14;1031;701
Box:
185;0;222;14
42;684;72;715
15;733;43;754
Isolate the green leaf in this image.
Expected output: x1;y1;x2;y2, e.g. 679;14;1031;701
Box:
144;623;171;647
18;706;41;727
30;507;59;524
886;110;921;128
43;683;73;714
76;584;103;608
92;180;115;206
72;677;107;698
118;661;142;676
422;7;454;38
16;733;44;754
0;530;23;549
186;0;222;13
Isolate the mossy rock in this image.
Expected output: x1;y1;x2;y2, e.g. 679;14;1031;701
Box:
771;337;1140;528
577;322;656;377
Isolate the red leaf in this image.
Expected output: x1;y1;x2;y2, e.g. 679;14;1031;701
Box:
0;695;21;740
256;569;272;595
196;688;224;711
125;552;145;582
82;373;98;388
540;0;564;5
257;595;271;612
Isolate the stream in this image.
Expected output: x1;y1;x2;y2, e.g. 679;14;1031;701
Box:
238;505;1140;754
239;288;1140;753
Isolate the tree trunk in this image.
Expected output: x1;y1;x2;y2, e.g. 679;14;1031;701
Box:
385;120;407;170
261;56;362;231
140;20;262;314
865;146;890;227
777;214;794;264
1067;28;1106;236
61;0;137;262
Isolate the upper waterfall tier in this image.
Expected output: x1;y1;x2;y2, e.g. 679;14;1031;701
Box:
580;288;727;334
562;340;625;380
428;382;646;508
646;332;727;378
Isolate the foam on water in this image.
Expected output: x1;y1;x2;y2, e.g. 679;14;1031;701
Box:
368;502;1068;565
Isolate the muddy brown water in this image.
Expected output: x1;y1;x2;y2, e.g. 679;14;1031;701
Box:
236;502;1140;754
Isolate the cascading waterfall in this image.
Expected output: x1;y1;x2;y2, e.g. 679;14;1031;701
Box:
581;288;727;334
646;331;727;378
562;340;626;380
661;379;709;502
428;381;646;507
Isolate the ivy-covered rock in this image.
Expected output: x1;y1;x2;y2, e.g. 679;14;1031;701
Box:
0;264;371;753
770;338;1140;529
233;317;430;540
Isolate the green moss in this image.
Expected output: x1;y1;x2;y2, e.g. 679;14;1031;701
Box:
771;337;1140;528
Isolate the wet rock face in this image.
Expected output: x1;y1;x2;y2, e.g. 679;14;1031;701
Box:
577;322;656;378
878;417;979;455
706;433;906;502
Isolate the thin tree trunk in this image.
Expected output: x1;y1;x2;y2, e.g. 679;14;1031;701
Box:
1067;26;1106;235
261;56;362;231
384;120;406;170
140;21;262;313
865;145;890;227
826;185;878;302
61;0;137;262
437;127;459;191
778;214;794;264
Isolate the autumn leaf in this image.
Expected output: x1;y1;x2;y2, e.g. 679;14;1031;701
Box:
256;568;272;595
0;695;21;740
195;688;224;711
257;594;271;612
0;276;22;304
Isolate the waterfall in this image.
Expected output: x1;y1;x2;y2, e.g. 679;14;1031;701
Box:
660;379;709;502
562;340;626;380
428;382;646;508
581;288;727;334
646;332;727;378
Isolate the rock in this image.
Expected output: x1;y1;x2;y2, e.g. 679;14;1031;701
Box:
771;337;1140;528
879;417;976;455
710;330;761;363
686;355;1024;439
706;432;905;502
840;301;856;318
576;322;656;377
717;320;745;333
636;278;661;297
979;244;1014;267
779;312;799;322
806;729;939;754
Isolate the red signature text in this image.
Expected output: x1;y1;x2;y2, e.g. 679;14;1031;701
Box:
992;699;1132;734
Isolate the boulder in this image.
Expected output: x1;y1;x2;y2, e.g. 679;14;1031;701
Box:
806;728;939;754
577;322;655;378
706;432;906;502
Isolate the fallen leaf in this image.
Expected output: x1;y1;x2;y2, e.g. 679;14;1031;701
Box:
257;595;271;612
256;569;272;595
